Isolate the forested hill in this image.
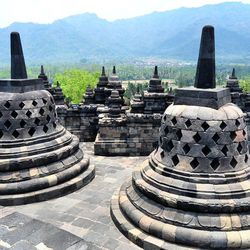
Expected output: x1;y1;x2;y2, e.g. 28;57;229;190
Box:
0;2;250;64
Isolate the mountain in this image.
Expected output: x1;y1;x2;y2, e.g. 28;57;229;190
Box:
0;2;250;64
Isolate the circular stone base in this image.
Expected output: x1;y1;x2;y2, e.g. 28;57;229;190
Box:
110;182;196;250
0;163;95;206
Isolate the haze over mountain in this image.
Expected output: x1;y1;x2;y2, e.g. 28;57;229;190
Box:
0;2;250;64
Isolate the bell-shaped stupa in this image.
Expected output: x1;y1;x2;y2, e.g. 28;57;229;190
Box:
111;26;250;249
0;32;95;205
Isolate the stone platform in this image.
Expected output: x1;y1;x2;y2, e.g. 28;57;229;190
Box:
0;142;144;250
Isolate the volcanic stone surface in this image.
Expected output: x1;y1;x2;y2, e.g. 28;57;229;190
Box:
110;25;250;249
0;32;94;205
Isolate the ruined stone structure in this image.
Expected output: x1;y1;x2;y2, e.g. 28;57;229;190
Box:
94;67;173;156
111;26;250;249
0;32;94;206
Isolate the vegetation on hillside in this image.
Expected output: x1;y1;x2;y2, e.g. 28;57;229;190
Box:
53;69;99;103
240;77;250;92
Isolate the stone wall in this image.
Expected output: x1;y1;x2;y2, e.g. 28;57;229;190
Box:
57;105;99;142
94;113;161;156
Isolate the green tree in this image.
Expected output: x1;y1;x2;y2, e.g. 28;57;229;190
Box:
240;77;250;92
53;69;99;103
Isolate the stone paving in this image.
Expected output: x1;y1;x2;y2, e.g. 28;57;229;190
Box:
0;143;146;250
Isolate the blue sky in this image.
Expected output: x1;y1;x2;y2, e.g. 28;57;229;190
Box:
0;0;249;28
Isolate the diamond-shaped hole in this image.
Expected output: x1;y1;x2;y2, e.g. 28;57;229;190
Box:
20;119;26;128
230;157;237;168
183;144;190;154
245;155;249;163
243;130;246;137
212;133;220;143
220;121;227;130
43;125;49;133
201;122;209;131
172;155;179;166
193;132;201;143
237;143;243;154
171;117;177;125
202;145;211;156
46;115;51;122
53;122;57;128
12;130;19;138
190;158;199;169
26;110;32;118
211;159;220;170
34;118;40;126
49;106;53;112
230;131;236;141
42;98;47;104
0;130;3;138
19;102;25;109
0;111;3;118
185;119;192;128
160;151;165;159
28;127;36;136
11;110;18;118
176;130;182;140
164;126;169;135
235;119;241;127
4;101;11;109
4;120;11;129
39;108;45;116
32;100;38;106
165;140;174;152
222;145;228;156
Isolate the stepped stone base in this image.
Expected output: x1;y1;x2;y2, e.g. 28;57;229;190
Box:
0;164;95;206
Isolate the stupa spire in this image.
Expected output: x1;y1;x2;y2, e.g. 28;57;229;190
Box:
231;68;236;79
153;66;159;79
11;32;27;79
41;65;45;75
101;66;106;76
112;66;116;74
194;25;215;89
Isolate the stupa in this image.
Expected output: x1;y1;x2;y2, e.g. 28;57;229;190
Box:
94;66;109;104
83;85;95;105
226;68;242;93
130;85;144;113
53;81;65;105
38;65;51;92
143;66;168;114
105;66;125;104
0;32;94;205
111;25;250;249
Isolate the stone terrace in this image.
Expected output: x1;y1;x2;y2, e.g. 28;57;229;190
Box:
0;142;145;250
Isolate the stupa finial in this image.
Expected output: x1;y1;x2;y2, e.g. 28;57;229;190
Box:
11;32;27;79
194;25;215;89
153;66;159;79
112;66;116;75
231;68;236;78
41;65;45;75
101;66;106;76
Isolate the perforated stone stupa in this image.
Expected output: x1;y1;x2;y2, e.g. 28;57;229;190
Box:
0;32;94;205
111;25;250;249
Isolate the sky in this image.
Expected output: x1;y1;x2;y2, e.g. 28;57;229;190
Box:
0;0;250;28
